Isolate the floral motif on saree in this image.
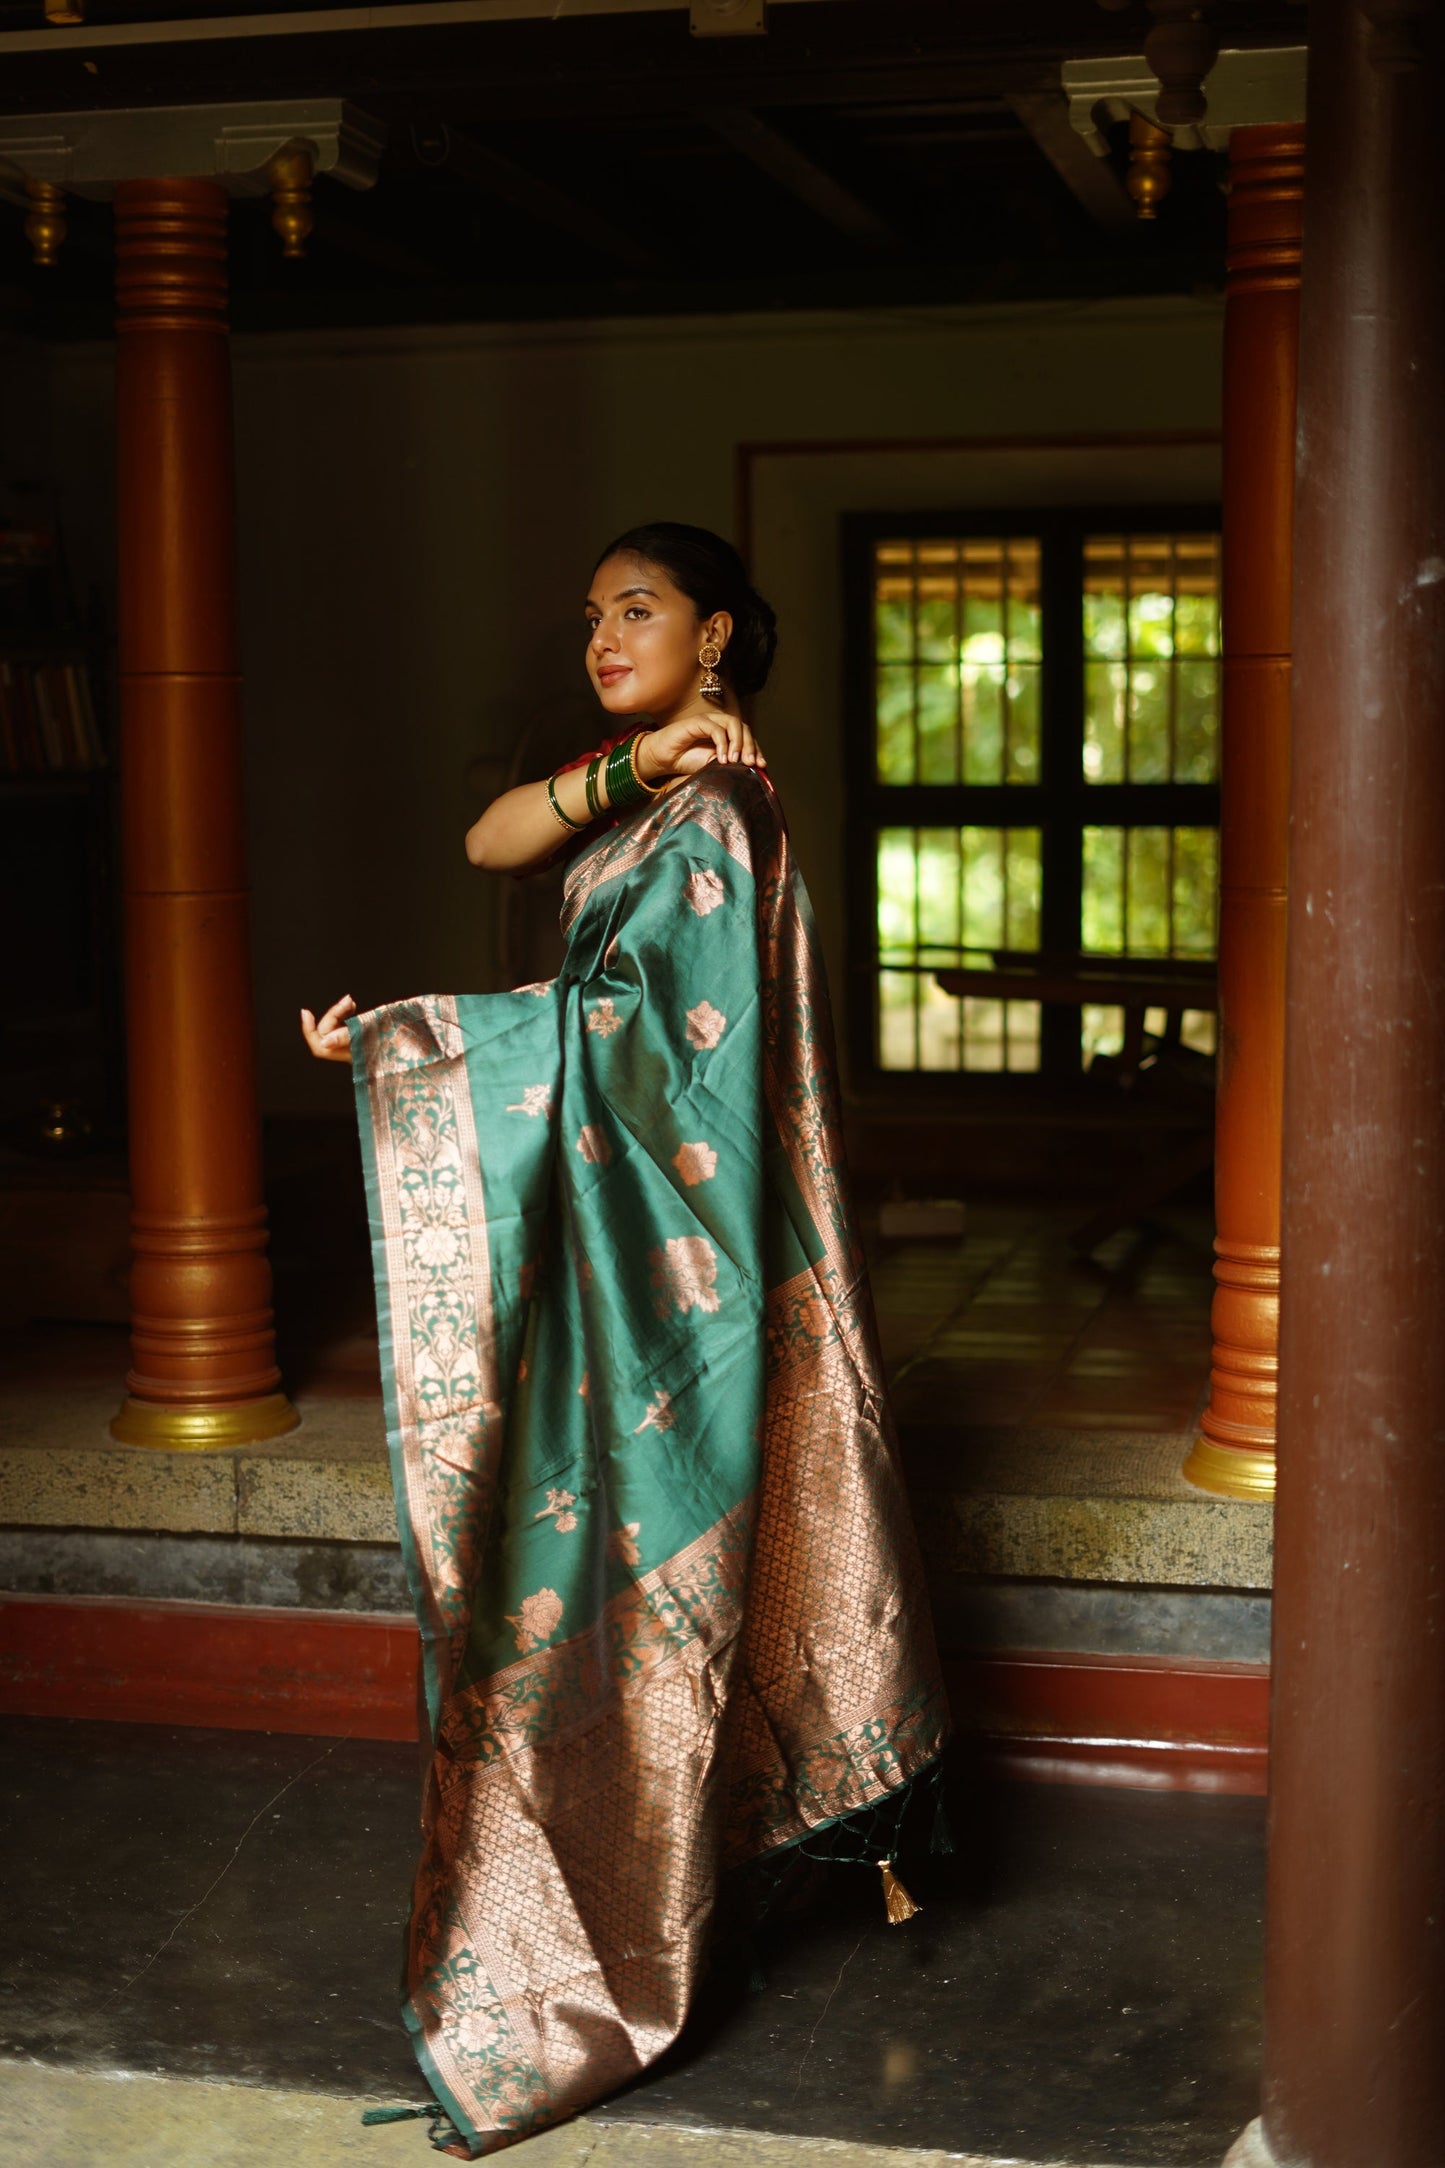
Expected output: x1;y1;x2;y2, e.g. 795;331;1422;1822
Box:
672;1139;717;1185
350;764;948;2157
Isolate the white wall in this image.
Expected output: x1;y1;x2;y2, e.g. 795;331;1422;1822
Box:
43;293;1223;1114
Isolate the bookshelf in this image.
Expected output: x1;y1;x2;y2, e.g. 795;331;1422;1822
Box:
0;652;106;777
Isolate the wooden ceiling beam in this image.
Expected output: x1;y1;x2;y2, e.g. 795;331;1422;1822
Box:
437;125;662;271
1007;89;1135;228
0;53;1075;129
308;204;447;281
703;106;892;247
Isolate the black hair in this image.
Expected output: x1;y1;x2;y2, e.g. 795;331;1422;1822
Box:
592;521;777;697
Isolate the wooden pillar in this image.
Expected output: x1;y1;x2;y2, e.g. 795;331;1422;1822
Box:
110;178;296;1449
1185;124;1304;1501
1226;3;1445;2162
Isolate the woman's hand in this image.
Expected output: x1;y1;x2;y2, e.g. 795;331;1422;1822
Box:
635;714;766;784
300;994;356;1063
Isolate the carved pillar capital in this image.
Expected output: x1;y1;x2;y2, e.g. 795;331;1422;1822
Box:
1224;124;1306;292
113;176;228;333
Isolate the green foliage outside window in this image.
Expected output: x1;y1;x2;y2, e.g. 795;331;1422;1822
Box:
867;524;1220;1074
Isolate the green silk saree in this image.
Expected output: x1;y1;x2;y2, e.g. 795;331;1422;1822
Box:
350;764;947;2156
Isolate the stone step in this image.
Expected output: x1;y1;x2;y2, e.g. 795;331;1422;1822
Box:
0;2064;1143;2168
1;1384;1271;1594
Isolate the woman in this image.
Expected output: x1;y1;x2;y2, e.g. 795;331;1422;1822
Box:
302;523;947;2158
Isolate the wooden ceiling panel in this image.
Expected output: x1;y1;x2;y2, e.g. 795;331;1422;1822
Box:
0;0;1300;335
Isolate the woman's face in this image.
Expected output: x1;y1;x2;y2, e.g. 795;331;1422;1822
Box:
584;553;729;720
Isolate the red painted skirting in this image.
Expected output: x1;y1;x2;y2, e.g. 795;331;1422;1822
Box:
0;1594;1269;1792
0;1592;418;1741
945;1649;1270;1796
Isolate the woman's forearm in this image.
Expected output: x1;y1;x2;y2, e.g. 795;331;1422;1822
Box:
465;744;632;874
461;732;688;875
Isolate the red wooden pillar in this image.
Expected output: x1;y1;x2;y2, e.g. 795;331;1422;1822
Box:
1226;2;1445;2162
1185;125;1304;1501
110;178;296;1449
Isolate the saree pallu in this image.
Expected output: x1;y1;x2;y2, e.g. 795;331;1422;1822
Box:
350;763;948;2156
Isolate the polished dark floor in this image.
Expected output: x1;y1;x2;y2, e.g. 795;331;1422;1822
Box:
1;1717;1264;2164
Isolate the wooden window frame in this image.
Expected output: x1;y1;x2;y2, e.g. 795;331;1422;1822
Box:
842;502;1222;1092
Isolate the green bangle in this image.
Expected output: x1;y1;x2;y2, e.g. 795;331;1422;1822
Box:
606;735;646;812
546;772;589;832
584;752;603;820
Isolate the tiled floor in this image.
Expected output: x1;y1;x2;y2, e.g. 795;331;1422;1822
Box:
0;1716;1264;2168
0;1202;1214;1444
873;1205;1213;1435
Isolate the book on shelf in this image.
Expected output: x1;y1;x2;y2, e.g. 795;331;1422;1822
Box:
0;657;105;774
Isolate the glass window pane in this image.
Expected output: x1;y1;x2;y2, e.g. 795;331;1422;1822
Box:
1006;665;1041;783
962;997;1005;1072
1181;1009;1217;1056
1127;665;1170;784
1004;830;1042;951
1175;659;1219;784
962;552;1004;647
1083;589;1126;661
1005;999;1041;1073
872;534;1041;791
1175;538;1221;655
1082;827;1124;954
1084;660;1127;782
875;826;1040;1070
917;828;962;954
1128;563;1176;661
1126;827;1171;955
879;968;918;1071
1006;540;1042;661
868;525;1220;1079
875;562;914;663
877;828;917;958
919;977;961;1071
1173;826;1219;954
961;542;1004;786
915;589;957;664
961;827;1005;952
875;666;914;785
916;664;959;784
962;661;1004;783
1082;1003;1124;1066
1085;825;1219;965
1083;528;1220;783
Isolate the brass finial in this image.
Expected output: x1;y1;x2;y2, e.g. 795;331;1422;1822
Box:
24;178;66;265
1126;110;1172;220
1143;0;1220;128
268;142;315;261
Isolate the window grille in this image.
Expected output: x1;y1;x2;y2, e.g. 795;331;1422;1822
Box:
848;510;1220;1079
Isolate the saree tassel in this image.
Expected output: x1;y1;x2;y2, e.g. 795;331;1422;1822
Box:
877;1858;921;1924
360;2104;470;2153
930;1792;956;1857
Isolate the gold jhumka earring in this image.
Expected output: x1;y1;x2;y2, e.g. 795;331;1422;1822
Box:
698;639;725;702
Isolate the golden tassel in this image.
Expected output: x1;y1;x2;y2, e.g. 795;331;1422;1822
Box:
877;1859;921;1924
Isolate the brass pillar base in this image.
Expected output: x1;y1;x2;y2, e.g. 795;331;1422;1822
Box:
1223;2118;1278;2167
109;1392;300;1452
1183;1434;1277;1500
